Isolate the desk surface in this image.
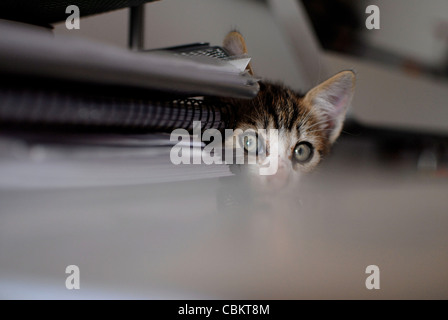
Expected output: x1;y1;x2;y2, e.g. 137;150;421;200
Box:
1;135;447;299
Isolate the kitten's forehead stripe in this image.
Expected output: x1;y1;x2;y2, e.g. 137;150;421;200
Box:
266;83;295;130
287;103;299;131
268;104;279;129
263;115;269;129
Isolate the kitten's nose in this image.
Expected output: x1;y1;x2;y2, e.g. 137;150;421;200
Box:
265;158;290;190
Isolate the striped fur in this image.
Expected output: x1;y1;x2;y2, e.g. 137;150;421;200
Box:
221;31;355;188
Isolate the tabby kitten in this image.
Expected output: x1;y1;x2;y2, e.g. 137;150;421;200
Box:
222;31;356;190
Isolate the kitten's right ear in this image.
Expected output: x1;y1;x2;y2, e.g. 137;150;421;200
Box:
304;70;356;144
223;31;254;75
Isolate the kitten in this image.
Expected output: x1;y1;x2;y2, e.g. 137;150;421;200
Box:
221;31;356;191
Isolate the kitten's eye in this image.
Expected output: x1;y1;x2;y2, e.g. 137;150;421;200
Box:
293;142;313;163
239;132;264;155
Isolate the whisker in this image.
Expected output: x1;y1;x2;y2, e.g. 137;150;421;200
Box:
298;107;314;130
304;119;330;130
305;128;335;134
305;115;341;130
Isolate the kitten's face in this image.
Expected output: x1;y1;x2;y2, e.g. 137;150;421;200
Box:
222;32;356;191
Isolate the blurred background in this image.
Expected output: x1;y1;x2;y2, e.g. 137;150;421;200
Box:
1;0;448;299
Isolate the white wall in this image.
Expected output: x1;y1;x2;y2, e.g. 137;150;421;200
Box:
324;51;448;134
355;0;448;67
54;0;312;91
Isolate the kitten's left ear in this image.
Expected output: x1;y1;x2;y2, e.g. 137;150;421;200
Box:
304;70;356;144
223;31;254;75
